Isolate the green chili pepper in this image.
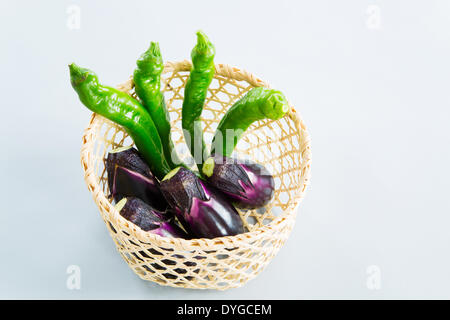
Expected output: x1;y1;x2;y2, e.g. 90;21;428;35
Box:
133;42;182;168
211;87;289;157
69;63;171;179
182;30;215;170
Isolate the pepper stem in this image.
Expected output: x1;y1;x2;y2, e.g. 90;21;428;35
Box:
69;63;88;86
149;41;161;57
195;30;210;52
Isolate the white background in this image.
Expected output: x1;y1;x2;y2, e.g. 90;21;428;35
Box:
1;0;449;299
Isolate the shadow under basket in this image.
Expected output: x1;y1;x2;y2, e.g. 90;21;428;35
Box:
80;60;312;290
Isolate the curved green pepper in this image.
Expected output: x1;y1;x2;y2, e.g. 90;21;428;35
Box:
69;63;171;179
133;42;182;168
182;31;215;170
211;87;289;157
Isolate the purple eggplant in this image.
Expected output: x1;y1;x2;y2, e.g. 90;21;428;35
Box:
202;155;275;210
106;146;167;211
160;167;244;239
115;197;188;238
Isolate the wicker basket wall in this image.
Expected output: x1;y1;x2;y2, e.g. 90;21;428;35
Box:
80;60;311;290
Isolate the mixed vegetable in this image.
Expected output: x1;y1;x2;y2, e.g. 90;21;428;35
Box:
70;31;289;239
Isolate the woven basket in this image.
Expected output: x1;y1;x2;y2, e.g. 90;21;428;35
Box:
80;60;311;290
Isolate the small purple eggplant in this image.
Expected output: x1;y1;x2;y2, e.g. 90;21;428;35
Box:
115;197;188;238
202;156;275;210
160;167;244;239
106;146;167;211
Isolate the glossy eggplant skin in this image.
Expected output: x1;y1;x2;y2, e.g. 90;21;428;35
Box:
117;197;188;238
106;147;168;211
160;167;244;239
202;155;275;210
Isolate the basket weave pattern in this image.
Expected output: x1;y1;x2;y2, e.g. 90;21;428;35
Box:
80;61;311;290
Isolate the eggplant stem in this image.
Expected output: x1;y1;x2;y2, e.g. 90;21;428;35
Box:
110;145;133;154
162;166;182;181
115;198;127;212
202;157;215;178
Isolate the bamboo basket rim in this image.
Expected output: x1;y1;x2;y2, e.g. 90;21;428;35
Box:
81;60;311;251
